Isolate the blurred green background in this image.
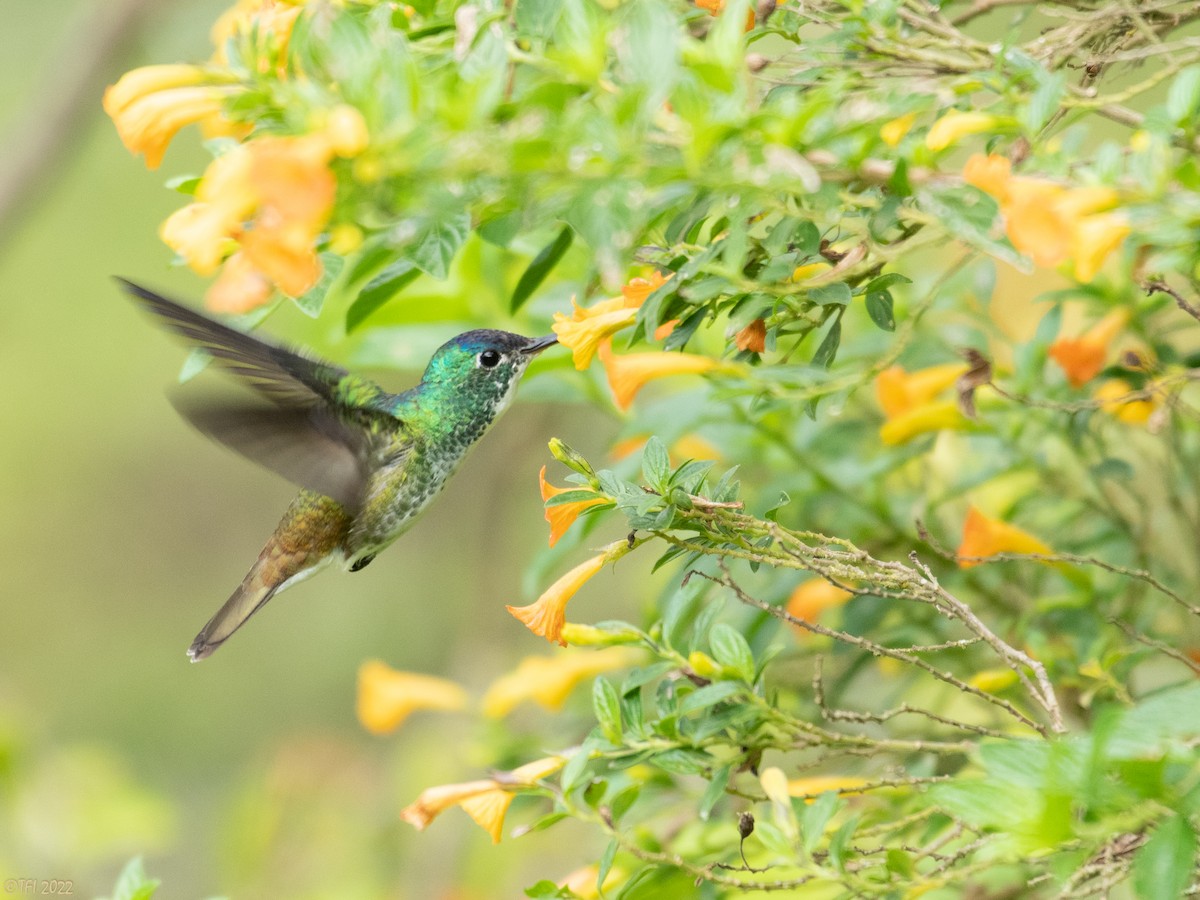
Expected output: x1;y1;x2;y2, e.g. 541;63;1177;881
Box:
0;3;631;895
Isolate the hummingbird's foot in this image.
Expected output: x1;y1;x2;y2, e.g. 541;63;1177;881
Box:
349;554;376;572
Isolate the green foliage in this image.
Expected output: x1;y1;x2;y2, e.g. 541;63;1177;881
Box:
112;0;1200;895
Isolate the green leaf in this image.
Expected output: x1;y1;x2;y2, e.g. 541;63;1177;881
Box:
708;623;754;681
699;765;732;820
808;283;851;306
291;253;343;317
1024;71;1066;133
1167;65;1200;126
864;273;912;293
597;838;618;892
345;260;420;332
106;857;160;900
1133;815;1197;900
801;791;840;853
641;436;671;492
1108;683;1200;758
593;677;623;744
524;880;573;900
865;291;895;331
679;681;744;715
408;212;471;279
812;319;842;369
511;225;573;312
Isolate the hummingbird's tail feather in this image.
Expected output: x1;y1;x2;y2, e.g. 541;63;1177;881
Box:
186;491;352;662
187;574;281;662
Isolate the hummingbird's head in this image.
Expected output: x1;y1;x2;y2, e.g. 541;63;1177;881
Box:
420;329;558;421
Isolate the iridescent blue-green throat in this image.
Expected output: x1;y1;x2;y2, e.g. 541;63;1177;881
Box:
120;279;557;661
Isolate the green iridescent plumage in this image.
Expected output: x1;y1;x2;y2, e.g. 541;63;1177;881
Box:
121;279;557;661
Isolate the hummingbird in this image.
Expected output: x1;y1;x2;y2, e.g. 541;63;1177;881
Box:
120;279;558;661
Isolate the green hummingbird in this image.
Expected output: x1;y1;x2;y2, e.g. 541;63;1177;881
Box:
120;279;558;661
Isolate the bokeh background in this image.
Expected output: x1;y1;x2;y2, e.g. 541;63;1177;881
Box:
0;3;634;895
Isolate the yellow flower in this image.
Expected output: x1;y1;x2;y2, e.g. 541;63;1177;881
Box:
159;146;256;275
880;112;916;148
875;363;971;446
481;647;642;717
963;152;1012;200
355;661;468;735
786;579;852;625
104;72;239;170
880;400;968;446
609;434;721;464
539;465;607;547
211;0;303;69
559;863;627;898
206;251;273;314
1048;309;1129;388
957;506;1054;568
961;156;1129;282
507;541;631;646
599;343;731;411
553;301;638;370
926;110;998;151
1071;213;1130;283
786;775;870;801
967;667;1019;693
1094;379;1155;425
791;262;832;282
620;271;671;306
400;756;565;840
735;318;767;353
875;363;968;418
325;104;370;158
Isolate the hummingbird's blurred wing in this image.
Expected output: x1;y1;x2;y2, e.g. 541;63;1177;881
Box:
170;394;375;512
119;278;354;408
121;279;403;512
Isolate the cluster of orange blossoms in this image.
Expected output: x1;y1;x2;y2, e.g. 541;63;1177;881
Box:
963;153;1130;284
552;272;738;411
357;650;639;843
874;361;970;445
103;0;371;312
1048;309;1158;423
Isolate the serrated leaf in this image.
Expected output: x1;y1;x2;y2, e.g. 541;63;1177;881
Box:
408;212;470;279
512;225;573;312
593;677;623;744
865;290;895;331
709;623;754;681
641;436;671;491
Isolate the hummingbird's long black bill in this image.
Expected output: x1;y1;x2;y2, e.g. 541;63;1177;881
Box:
521;335;559;355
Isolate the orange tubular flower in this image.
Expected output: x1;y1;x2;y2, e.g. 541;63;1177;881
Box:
355;661;469;735
735;318;767;353
786;579;852;624
962;154;1129;282
553;301;639;370
1048;309;1130;388
539;465;607;547
400;756;565;841
621;271;671;306
875;363;968;418
481;647;643;718
875;363;971;445
507;541;631;646
104;67;240;169
600;343;731;411
694;0;756;31
211;0;303;69
205;251;273;314
957;506;1054;568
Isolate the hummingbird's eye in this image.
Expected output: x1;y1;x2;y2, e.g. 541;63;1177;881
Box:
478;349;502;368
